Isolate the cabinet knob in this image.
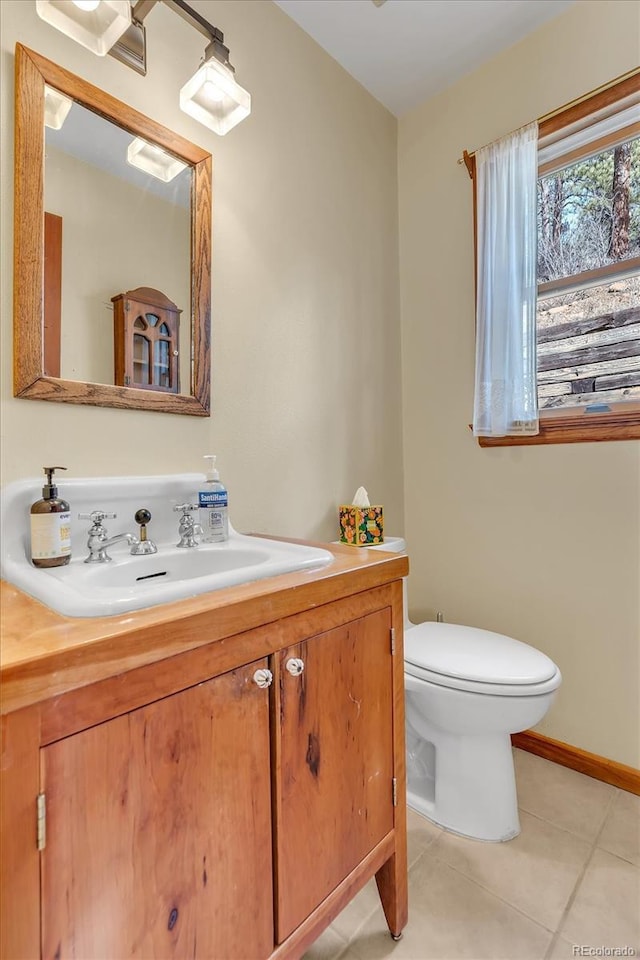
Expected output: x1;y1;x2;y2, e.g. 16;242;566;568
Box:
285;658;305;677
253;668;273;689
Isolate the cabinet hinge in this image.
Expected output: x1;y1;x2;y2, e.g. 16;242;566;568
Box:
390;628;396;656
36;793;46;851
392;777;397;807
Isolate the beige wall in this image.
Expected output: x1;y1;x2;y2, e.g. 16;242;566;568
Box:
45;144;190;387
398;0;640;767
0;0;403;539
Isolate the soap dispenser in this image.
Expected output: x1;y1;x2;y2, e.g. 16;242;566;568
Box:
30;466;71;568
198;455;229;543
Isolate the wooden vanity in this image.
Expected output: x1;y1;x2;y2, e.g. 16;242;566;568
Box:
1;541;408;960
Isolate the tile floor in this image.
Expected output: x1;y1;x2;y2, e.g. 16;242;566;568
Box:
304;749;640;960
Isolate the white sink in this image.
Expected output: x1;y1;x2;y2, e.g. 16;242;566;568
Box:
1;474;333;618
72;544;273;589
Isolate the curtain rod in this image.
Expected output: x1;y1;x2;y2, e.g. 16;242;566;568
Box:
457;66;640;178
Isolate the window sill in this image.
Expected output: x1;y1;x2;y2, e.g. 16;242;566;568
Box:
473;402;640;446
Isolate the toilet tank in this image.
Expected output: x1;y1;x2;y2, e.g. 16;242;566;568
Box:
362;537;412;630
366;536;406;555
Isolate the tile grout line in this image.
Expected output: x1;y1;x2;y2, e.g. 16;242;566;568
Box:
339;909;378;954
340;837;439;960
421;795;623;946
425;806;600;936
592;787;620;847
334;839;442;958
542;842;597;960
327;783;627;960
585;787;640;867
331;932;352;960
517;805;610;844
542;788;619;960
514;761;620;838
590;789;640;867
426;847;557;938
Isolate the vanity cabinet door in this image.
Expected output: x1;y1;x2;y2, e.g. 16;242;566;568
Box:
40;660;273;960
273;606;395;941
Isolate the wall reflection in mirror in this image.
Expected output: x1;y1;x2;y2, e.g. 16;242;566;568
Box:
14;45;211;416
43;95;192;394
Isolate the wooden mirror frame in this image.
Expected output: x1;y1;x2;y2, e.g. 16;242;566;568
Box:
13;44;212;416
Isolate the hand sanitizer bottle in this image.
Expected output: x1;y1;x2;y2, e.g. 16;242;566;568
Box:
199;455;229;543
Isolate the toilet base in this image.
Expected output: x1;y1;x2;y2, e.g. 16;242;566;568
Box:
407;790;520;843
406;705;521;842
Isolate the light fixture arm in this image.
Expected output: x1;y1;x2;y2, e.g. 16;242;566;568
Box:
164;0;223;47
110;0;233;75
164;0;233;70
131;0;157;20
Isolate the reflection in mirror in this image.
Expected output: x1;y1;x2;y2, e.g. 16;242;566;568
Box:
44;99;192;392
14;44;212;416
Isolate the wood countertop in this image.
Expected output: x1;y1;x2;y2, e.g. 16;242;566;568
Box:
1;539;408;715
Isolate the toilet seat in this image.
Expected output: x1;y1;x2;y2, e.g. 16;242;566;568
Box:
404;622;562;697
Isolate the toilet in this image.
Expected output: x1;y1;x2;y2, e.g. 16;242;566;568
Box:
367;537;562;842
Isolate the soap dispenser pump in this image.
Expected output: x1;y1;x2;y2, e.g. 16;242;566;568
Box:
198;455;229;543
30;466;71;568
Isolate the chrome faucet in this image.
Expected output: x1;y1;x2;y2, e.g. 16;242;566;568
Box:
174;503;202;548
80;509;157;563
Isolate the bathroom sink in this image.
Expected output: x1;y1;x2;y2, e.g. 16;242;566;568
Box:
1;473;334;618
17;534;334;618
71;544;274;590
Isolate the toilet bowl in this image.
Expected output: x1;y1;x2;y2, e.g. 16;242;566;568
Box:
366;537;561;842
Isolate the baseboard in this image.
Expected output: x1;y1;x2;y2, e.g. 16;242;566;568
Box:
512;730;640;796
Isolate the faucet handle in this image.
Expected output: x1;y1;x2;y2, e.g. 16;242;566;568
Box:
175;503;201;548
132;508;157;556
134;508;152;527
78;510;116;525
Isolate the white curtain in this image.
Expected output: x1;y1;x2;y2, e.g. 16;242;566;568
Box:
473;122;539;437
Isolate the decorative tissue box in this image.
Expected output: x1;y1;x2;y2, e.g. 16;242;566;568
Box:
339;504;384;546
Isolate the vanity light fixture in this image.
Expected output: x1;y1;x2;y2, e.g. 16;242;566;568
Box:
35;0;132;56
36;0;251;136
44;85;73;129
179;37;251;136
126;137;189;182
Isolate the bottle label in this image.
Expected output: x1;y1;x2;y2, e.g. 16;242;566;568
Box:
31;512;71;560
199;491;228;507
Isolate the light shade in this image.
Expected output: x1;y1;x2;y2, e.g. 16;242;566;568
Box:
35;0;131;56
44;85;73;129
126;138;189;183
180;57;251;136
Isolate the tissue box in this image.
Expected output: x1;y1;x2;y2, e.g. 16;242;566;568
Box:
339;505;384;546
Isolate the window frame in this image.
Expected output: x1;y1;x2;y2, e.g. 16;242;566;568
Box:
468;70;640;447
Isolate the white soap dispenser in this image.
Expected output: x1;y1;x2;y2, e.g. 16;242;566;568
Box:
198;455;229;543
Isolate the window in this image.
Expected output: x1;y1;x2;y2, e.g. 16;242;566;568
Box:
470;71;640;445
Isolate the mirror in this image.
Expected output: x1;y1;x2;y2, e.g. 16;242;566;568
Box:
13;44;211;415
44;100;192;391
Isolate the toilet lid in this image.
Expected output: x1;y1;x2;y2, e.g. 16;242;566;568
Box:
404;622;557;685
